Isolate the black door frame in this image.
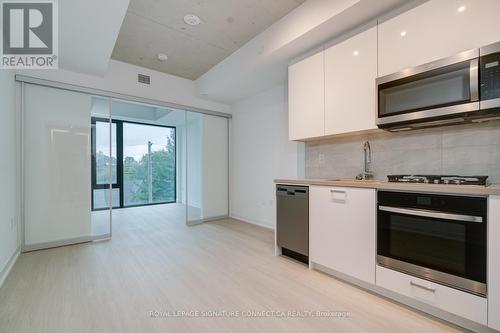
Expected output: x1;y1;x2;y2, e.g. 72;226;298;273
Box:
91;117;177;211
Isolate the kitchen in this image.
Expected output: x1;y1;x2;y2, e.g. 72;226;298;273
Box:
276;0;500;332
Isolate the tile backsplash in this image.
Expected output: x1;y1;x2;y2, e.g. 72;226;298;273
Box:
305;122;500;184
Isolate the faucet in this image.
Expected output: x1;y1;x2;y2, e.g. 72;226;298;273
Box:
356;141;374;180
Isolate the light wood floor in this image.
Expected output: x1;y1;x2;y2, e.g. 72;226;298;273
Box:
0;204;466;333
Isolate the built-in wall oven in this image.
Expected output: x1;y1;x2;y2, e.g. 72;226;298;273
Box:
377;191;487;297
376;41;500;130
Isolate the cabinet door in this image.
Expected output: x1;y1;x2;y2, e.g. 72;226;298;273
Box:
288;51;325;140
325;27;377;135
378;0;500;77
310;186;376;283
488;196;500;330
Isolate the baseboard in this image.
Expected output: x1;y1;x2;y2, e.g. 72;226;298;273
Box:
0;247;20;289
22;235;93;252
230;213;275;230
187;215;229;226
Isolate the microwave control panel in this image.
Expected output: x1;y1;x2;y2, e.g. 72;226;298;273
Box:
480;52;500;100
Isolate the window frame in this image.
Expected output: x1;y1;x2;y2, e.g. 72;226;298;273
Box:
91;117;177;211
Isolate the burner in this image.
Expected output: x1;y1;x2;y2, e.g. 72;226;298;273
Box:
387;175;488;186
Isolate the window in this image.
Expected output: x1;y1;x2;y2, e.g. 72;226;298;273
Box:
91;118;176;210
123;123;176;206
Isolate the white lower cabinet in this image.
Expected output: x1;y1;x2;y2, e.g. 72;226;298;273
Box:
309;186;376;284
376;266;487;325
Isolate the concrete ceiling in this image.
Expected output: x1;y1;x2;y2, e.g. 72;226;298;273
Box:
196;0;424;103
112;0;306;80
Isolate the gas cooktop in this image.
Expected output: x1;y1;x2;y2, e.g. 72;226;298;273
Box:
387;175;489;186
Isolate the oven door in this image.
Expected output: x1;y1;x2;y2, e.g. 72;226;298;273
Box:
377;205;486;296
377;49;479;127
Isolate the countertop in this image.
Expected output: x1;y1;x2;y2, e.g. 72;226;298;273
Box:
274;178;500;196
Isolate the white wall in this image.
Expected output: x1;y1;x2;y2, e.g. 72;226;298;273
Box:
230;84;304;229
0;70;20;284
22;60;231;115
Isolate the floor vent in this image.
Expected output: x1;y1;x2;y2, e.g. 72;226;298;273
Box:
138;74;151;85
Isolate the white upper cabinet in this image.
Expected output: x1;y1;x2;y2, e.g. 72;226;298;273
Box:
324;27;377;135
288;51;325;140
378;0;500;77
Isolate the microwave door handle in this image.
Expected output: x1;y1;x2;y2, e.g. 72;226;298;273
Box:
378;205;483;223
470;58;479;101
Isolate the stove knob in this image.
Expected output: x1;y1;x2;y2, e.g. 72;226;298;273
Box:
443;179;449;184
434;179;440;184
454;179;461;185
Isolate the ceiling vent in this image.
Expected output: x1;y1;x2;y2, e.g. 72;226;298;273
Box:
138;73;151;85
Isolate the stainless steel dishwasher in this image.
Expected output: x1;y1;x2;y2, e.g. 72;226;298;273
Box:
276;185;309;264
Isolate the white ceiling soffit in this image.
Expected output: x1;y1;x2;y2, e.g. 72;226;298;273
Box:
112;0;306;80
58;0;130;76
195;0;421;104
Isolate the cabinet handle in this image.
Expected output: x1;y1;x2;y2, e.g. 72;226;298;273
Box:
410;280;436;293
330;189;347;202
330;190;345;194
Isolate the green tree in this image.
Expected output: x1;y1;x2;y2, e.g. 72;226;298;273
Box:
123;131;176;204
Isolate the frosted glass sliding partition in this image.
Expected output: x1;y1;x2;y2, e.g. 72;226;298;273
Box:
90;97;112;238
186;112;229;224
23;85;111;250
201;115;229;219
186;112;202;222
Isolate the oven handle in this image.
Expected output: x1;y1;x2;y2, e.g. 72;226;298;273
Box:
410;280;436;293
378;205;483;223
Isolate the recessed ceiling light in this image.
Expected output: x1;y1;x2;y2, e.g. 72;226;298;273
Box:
157;53;168;62
184;14;201;26
400;31;407;37
457;5;466;12
353;51;359;56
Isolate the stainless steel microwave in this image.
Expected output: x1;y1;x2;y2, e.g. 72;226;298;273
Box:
376;41;500;131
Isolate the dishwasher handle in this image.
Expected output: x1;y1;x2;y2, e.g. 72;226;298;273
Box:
276;185;308;197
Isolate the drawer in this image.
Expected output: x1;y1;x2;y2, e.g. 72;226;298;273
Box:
376;266;487;325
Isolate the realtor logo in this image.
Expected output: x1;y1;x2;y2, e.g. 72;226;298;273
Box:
1;0;58;69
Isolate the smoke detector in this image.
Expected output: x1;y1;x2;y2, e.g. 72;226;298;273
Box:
183;14;201;26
